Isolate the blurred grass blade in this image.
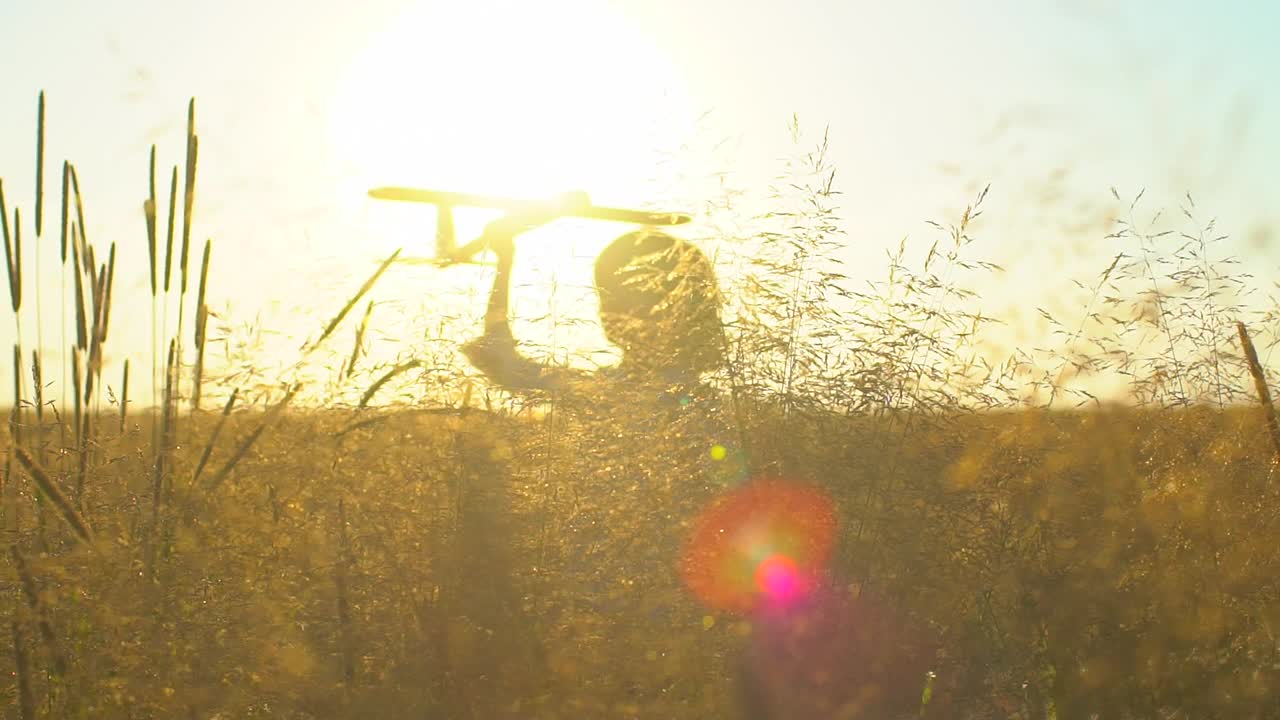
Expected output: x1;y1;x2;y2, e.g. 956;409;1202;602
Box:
72;238;86;349
59;161;69;263
306;248;401;352
192;240;212;409
34;91;45;237
119;359;129;433
1237;321;1280;464
2;185;19;314
146;146;157;296
15;446;94;544
345;301;375;380
180;100;197;295
164;166;177;293
205;384;300;493
192;388;238;486
359;360;420;409
12;620;35;720
68;163;88;255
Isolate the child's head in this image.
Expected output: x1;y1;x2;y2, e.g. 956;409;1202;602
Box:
594;229;723;377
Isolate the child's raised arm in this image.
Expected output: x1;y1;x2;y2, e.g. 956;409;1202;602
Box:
460;211;573;392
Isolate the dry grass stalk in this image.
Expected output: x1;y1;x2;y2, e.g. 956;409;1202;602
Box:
59;161;69;263
34;91;45;237
30;351;42;422
336;497;356;684
11;621;35;720
90;262;104;340
119;359;129;433
2;183;20;315
146;146;157;295
345;300;375;380
58;163;70;433
3;439;15;538
180;100;197;296
71;348;81;449
86;262;106;399
333;414;390;439
10;208;19;316
72;236;86;349
101;241;116;340
164;166;177;293
10;345;22;446
146;342;178;578
71;344;89;501
192;388;238;485
4;181;27;463
34;97;46;367
10;547;66;676
68;164;88;253
192;239;211;410
153;340;176;515
157;165;178;468
1236;321;1280;464
14;446;94;544
204;384;300;494
145;150;159;417
359;360;420;409
308;248;402;352
77;405;91;505
84;242;95;290
9;348;23;556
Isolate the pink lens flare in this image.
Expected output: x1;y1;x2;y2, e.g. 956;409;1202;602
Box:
680;479;837;615
755;553;806;606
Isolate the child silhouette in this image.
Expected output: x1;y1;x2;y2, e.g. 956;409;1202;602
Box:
462;202;724;396
457;202;742;715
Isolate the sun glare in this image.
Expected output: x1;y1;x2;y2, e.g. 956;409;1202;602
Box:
330;0;695;259
323;1;698;370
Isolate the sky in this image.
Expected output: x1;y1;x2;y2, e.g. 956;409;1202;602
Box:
0;0;1278;407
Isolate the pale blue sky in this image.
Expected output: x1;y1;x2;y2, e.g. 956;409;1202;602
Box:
1;0;1277;404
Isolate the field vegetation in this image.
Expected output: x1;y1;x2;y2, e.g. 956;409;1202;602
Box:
2;97;1280;719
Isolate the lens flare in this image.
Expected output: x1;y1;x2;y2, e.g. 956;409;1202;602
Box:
755;553;804;605
680;479;836;614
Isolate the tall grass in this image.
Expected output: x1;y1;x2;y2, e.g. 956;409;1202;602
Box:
3;95;1280;719
1029;190;1262;408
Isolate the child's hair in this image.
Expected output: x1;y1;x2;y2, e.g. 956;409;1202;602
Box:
594;229;723;374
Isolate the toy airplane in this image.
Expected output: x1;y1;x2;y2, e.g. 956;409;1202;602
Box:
368;186;693;266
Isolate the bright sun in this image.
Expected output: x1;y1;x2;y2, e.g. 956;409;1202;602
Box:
329;0;695;259
323;0;697;371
